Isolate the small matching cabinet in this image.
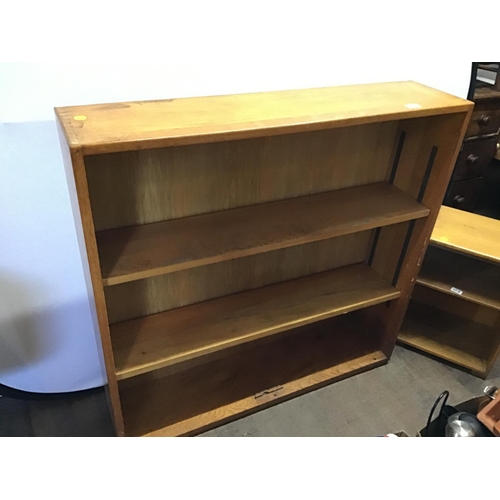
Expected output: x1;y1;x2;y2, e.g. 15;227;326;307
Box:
399;206;500;378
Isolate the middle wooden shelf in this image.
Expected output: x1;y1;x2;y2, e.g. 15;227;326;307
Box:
111;263;400;380
97;182;429;286
417;246;500;311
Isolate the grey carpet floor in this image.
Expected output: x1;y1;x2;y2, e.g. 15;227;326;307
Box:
201;345;500;437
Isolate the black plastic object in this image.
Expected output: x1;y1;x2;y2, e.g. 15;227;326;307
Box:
421;391;494;437
423;391;459;437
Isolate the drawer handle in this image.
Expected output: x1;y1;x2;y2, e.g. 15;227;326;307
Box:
466;154;479;166
478;114;490;127
453;195;466;206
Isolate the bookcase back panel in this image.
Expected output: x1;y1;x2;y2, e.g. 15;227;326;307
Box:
86;121;399;231
105;230;372;324
368;220;412;288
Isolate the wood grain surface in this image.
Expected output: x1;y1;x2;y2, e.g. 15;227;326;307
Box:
85;121;398;231
117;310;387;436
55;82;473;436
412;284;498;327
56;122;125;435
431;205;500;264
400;300;493;376
144;352;387;437
418;246;500;311
372;110;473;358
97;182;429;286
55;81;471;154
105;231;371;324
111;264;399;380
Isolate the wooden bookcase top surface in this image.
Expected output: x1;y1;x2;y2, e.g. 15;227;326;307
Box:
55;81;472;154
431;206;500;264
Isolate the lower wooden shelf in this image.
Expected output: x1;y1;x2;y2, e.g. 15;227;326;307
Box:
111;263;399;380
399;300;492;376
144;352;387;437
118;310;388;436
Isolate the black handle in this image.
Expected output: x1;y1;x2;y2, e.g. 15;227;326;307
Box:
466;154;479;166
479;114;490;127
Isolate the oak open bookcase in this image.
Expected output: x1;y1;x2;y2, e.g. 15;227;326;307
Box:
56;82;472;436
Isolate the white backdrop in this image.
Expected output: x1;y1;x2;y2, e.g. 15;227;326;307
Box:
0;61;471;392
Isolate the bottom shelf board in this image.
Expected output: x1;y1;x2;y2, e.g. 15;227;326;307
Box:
146;351;386;437
111;263;399;380
118;309;387;436
399;301;492;375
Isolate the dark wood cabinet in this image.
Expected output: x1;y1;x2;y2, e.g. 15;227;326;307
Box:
444;63;500;213
467;102;500;139
453;138;497;181
447;178;483;211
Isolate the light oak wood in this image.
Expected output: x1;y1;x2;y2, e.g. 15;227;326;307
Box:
105;231;371;324
56;81;471;154
86;121;398;231
118;311;387;436
431;205;500;264
111;263;399;380
56;123;125;435
370;111;473;358
398;208;500;377
145;352;387;437
418;246;500;311
56;83;473;435
98;182;428;286
369;115;446;286
370;113;471;289
412;284;498;327
370;221;412;284
400;300;493;377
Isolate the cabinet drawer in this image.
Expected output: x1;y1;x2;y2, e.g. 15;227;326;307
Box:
454;138;497;181
466;104;500;138
446;178;483;212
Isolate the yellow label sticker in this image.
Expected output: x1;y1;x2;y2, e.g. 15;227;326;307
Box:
73;115;87;121
439;236;449;242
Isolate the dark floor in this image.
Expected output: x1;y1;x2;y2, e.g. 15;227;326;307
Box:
0;386;115;437
1;345;499;437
